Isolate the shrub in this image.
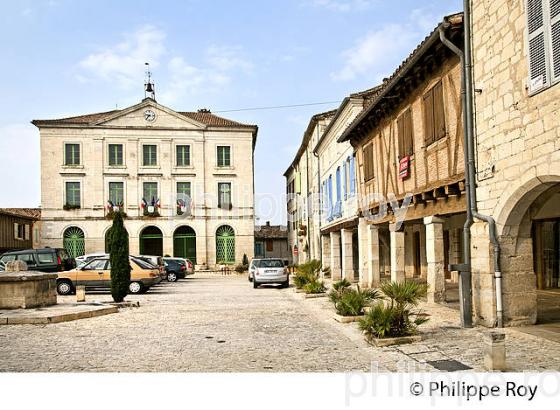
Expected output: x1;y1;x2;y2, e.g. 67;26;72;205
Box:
293;271;313;289
293;259;322;289
330;285;381;316
303;279;326;294
358;281;429;339
109;212;131;302
332;278;351;292
235;264;248;273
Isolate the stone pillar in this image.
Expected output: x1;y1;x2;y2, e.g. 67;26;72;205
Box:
424;216;446;303
163;234;174;257
404;226;415;278
321;234;331;277
358;218;368;287
329;231;341;281
367;224;381;287
390;224;405;283
419;228;428;279
341;228;354;282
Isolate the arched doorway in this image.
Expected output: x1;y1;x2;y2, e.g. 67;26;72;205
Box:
139;226;163;256
216;225;235;264
496;177;560;324
63;227;85;258
104;228;112;253
173;226;196;264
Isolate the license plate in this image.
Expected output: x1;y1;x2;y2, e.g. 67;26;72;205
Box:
265;270;277;273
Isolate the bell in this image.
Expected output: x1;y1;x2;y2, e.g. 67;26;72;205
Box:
145;82;154;93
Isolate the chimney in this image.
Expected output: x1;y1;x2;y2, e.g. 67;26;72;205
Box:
266;221;270;226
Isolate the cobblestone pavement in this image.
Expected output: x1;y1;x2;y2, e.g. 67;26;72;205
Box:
0;274;559;372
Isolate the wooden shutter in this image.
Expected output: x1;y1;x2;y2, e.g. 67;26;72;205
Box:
551;0;560;83
404;108;414;155
24;225;30;241
433;81;446;141
14;223;18;239
363;143;374;181
397;114;405;159
527;0;549;92
423;89;435;145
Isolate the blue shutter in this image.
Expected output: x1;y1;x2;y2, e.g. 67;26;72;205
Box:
350;155;356;195
328;176;333;219
336;167;341;202
343;161;347;200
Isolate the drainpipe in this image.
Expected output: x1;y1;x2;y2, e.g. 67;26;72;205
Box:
439;0;503;328
314;150;322;266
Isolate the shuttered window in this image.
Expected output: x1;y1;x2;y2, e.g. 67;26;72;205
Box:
65;182;81;207
527;0;560;93
217;146;231;167
108;144;123;166
176;145;191;167
218;183;232;208
64;144;80;166
423;80;446;145
363;143;374;181
143;145;157;166
397;107;414;158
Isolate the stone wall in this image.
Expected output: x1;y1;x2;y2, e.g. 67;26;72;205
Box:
471;0;560;326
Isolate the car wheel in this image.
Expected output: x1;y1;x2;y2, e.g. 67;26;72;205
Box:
56;280;73;295
167;272;178;282
248;273;253;282
129;281;143;294
253;279;259;289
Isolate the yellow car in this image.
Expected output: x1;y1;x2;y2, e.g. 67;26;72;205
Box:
56;256;161;295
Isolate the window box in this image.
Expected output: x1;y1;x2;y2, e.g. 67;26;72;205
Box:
105;201;127;219
63;203;81;211
141;198;161;217
176;199;193;216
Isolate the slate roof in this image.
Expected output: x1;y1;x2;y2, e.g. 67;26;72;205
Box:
0;208;41;220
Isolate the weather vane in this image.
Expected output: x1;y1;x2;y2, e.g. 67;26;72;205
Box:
144;62;155;100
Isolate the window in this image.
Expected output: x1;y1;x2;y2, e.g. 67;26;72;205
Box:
335;167;341;203
527;0;560;93
37;253;55;264
217;146;231;167
14;223;26;240
363;143;375;181
64;143;80;166
266;239;274;252
176;145;191;167
423;80;446;145
108;144;124;166
17;253;36;266
109;182;124;204
350;154;356;195
218;182;232;209
343;161;348;200
65;182;81;207
177;182;192;200
143;145;157;166
83;259;107;271
397;107;414;158
143;182;158;201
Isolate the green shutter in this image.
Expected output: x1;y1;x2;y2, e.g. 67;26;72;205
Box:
65;144;80;166
176;145;190;166
143;182;158;201
217;146;231;167
65;182;81;207
143;145;157;166
109;182;124;204
108;144;123;166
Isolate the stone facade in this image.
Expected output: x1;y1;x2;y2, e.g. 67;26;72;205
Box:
471;0;560;326
33;98;258;269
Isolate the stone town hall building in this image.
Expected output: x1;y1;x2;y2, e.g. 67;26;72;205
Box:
33;98;258;268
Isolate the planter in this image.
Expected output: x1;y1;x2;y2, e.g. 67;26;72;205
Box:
294;288;306;293
333;313;364;323
303;292;327;299
364;334;423;347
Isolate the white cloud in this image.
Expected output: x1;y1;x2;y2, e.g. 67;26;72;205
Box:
307;0;374;12
0;124;40;207
206;45;254;73
77;25;166;89
331;7;448;82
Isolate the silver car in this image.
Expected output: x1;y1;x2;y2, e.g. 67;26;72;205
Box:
248;258;262;282
252;258;289;289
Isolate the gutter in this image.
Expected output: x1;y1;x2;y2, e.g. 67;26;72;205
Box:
440;2;503;328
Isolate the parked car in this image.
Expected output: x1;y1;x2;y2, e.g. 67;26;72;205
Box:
56;256;161;295
252;258;289;289
248;258;262;282
75;252;108;268
136;255;166;280
162;257;193;282
0;248;75;273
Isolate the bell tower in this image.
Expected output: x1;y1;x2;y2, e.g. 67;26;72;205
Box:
144;62;156;101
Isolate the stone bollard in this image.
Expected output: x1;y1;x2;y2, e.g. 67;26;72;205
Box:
484;331;506;371
76;286;86;302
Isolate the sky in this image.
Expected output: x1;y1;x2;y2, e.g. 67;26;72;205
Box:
0;0;461;224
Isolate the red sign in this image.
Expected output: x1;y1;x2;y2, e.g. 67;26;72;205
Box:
399;156;410;180
293;245;298;256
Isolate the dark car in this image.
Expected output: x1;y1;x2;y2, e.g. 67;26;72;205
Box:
0;248;76;273
162;257;189;282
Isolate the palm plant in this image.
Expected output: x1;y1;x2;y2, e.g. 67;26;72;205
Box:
330;285;381;316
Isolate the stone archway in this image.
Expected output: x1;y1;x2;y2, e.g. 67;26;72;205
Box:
484;173;560;325
173;225;197;264
139;226;163;256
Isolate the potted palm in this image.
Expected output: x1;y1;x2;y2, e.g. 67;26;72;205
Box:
329;281;381;323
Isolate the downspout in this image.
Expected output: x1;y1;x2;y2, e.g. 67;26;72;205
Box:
305;148;311;262
314;150;322;266
439;1;503;328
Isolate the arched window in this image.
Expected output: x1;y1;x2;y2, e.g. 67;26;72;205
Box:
63;227;85;258
216;225;235;264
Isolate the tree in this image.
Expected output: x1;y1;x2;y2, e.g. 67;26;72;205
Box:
109;212;131;302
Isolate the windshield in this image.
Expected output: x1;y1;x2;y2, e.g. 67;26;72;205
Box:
257;259;284;268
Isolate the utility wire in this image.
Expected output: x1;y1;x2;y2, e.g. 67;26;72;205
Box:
213;100;342;113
